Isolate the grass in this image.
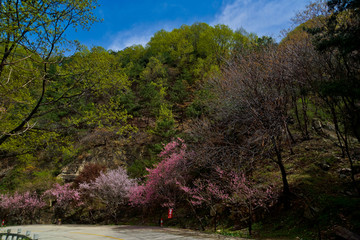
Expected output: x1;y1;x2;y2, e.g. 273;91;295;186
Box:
213;228;250;238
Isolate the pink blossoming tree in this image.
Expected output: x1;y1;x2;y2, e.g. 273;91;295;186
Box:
0;191;45;224
219;168;275;235
129;138;189;209
179;167;275;235
43;183;82;221
178;176;229;231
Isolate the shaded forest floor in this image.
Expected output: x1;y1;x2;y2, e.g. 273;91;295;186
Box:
247;134;360;239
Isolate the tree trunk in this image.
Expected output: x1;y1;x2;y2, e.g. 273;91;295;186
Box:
328;101;345;157
0;78;46;146
292;96;303;137
286;122;295;154
214;211;217;232
342;133;360;195
272;137;290;207
248;205;252;236
301;95;310;140
188;200;205;231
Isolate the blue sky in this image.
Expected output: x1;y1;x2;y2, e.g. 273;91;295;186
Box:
67;0;310;51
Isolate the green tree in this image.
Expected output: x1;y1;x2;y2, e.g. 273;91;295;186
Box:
116;45;146;80
1;46;135;190
150;104;177;139
0;0;100;146
58;46;133;132
139;57;168;117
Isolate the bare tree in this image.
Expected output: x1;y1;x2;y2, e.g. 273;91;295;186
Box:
195;45;293;204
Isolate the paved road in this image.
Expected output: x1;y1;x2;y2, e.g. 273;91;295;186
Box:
2;225;244;240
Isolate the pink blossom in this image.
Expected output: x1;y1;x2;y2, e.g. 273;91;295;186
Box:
0;191;45;223
79;167;137;208
43;183;82;210
129;138;189;208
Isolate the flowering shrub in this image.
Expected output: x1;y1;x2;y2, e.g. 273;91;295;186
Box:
79;167;137;220
129;138;189;208
43;183;82;219
0;191;45;224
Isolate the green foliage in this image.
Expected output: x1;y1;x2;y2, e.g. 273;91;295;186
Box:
150;104;177;139
0;46;135;192
119;90;141;116
186;88;213;118
306;0;360;141
128;158;156;179
0;0;100;146
169;79;189;104
139;57;168;116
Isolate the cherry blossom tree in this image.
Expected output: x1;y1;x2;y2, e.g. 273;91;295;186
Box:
129;138;189;209
79;167;137;221
0;191;45;224
219;168;275;235
178;176;229;231
43;183;82;221
179;168;275;235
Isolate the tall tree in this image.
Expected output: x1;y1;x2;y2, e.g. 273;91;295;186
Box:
0;0;100;146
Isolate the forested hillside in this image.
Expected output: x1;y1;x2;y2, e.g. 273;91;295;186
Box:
0;0;359;239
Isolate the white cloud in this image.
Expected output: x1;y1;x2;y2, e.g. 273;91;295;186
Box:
107;21;183;51
212;0;308;38
108;28;153;51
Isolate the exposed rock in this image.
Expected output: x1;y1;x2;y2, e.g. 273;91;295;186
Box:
334;226;360;240
312;118;325;136
58;162;85;183
58;129;130;183
337;166;360;177
338;168;352;176
0;166;13;179
345;191;354;196
323;122;335;131
303;205;319;220
319;163;331;171
58;129;153;183
339;174;348;179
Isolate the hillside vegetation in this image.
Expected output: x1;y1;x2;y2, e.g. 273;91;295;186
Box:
0;0;359;239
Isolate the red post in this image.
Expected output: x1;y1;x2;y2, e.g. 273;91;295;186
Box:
168;208;173;219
